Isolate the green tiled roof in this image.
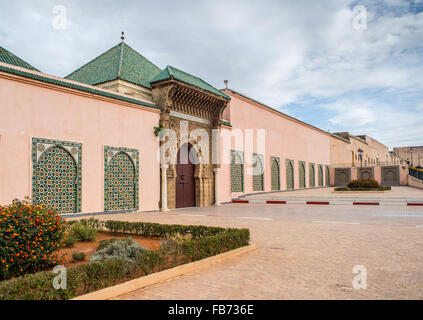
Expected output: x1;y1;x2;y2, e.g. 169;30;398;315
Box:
150;65;230;100
0;64;160;111
222;120;232;127
65;42;162;89
0;46;40;71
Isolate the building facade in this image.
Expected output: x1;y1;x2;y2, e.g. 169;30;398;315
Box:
393;146;423;168
0;43;408;214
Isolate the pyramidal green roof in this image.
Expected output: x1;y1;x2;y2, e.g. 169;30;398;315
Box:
65;42;162;89
150;65;230;100
0;46;40;71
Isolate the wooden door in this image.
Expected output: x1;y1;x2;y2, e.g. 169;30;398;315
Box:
176;144;196;208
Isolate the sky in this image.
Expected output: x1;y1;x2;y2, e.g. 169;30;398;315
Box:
0;0;422;149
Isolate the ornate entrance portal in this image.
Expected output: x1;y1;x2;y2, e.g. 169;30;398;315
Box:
176;144;196;208
151;65;230;210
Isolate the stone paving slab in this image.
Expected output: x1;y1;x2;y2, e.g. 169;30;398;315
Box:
71;204;423;300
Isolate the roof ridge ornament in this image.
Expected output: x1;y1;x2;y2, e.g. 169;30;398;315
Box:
224;80;229;89
121;31;125;42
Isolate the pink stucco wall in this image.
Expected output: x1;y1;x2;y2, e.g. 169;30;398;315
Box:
0;72;161;212
399;165;408;185
219;91;332;202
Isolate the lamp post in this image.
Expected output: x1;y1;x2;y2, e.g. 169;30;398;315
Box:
410;148;413;167
358;148;363;181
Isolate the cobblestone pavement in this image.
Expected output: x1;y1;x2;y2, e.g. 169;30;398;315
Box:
75;204;423;300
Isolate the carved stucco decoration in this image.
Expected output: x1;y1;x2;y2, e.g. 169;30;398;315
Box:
151;79;229;208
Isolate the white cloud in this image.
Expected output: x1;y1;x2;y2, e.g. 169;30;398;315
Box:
329;107;376;127
0;0;422;145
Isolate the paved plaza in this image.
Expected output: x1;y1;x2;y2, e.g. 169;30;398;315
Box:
74;192;423;300
241;186;423;199
237;186;423;205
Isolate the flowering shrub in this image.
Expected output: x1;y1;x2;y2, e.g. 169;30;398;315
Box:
0;220;250;300
0;199;66;280
347;179;380;189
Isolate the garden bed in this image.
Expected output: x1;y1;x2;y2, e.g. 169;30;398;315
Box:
58;232;161;268
334;179;391;192
0;218;250;300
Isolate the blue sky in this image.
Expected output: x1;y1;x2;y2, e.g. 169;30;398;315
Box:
0;0;422;148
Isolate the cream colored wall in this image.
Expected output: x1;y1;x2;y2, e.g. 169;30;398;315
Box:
394;146;423;167
97;79;154;103
331;134;393;167
0;73;161;212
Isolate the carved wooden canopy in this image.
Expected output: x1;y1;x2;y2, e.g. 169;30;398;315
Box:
151;80;229;128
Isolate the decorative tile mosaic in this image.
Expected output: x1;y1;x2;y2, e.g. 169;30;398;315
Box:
104;146;139;211
231;150;244;193
309;163;316;188
299;161;306;189
271;157;280;191
253;153;264;191
286;159;294;190
325;165;330;186
32;138;82;214
318;164;324;187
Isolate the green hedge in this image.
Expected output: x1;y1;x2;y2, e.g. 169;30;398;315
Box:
348;179;380;189
103;220;227;238
334;186;391;192
0;221;250;300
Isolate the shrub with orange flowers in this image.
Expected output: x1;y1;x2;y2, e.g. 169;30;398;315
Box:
0;198;66;280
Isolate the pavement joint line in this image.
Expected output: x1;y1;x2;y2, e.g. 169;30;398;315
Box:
312;220;360;225
237;217;273;221
179;214;206;217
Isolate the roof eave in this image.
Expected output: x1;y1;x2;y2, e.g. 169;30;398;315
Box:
151;78;230;101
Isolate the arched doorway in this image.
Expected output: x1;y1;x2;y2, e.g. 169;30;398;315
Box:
176;143;197;208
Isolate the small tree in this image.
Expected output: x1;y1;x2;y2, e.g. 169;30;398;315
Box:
0;199;66;280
